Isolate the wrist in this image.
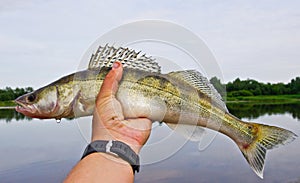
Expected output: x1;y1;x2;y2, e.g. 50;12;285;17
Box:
91;136;142;154
96;152;133;170
82;140;140;173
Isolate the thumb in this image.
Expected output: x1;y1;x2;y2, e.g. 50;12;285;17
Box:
96;62;123;105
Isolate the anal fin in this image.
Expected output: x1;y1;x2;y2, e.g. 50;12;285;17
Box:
166;123;206;141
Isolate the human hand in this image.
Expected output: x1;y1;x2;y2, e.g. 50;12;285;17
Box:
91;61;152;154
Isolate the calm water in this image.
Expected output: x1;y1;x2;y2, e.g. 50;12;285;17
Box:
0;103;299;183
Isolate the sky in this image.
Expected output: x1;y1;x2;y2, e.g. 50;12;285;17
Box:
0;0;299;89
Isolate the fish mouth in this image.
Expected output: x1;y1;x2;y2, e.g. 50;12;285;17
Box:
14;99;37;114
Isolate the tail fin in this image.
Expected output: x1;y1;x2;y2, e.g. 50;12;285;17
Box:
238;123;297;179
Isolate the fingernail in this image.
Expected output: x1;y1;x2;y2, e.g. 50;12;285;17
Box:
112;62;120;69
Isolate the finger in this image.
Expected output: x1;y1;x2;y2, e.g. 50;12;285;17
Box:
96;62;123;105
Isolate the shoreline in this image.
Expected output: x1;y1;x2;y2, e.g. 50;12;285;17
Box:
0;106;16;109
226;94;300;103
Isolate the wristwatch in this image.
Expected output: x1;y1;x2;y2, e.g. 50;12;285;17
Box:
81;140;140;173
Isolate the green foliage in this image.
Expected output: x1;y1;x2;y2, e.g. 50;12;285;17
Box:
211;76;300;98
0;87;33;101
228;90;253;97
226;94;300;103
289;77;300;94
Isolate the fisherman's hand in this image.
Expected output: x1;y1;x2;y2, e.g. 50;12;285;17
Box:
91;62;152;154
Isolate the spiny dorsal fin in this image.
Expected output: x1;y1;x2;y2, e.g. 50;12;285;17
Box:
88;45;161;73
167;70;228;112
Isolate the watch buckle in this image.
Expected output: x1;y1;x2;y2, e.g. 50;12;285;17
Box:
105;140;118;157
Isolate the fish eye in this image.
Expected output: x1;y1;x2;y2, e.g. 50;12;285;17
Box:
27;93;36;102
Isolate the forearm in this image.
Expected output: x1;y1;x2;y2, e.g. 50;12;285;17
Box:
64;153;134;183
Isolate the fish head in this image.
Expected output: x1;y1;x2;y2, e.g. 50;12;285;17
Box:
15;85;59;119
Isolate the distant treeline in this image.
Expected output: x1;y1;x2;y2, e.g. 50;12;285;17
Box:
0;87;33;101
210;76;300;97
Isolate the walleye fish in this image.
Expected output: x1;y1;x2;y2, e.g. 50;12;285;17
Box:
15;45;296;178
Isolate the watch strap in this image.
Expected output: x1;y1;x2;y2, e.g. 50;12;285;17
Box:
81;140;140;173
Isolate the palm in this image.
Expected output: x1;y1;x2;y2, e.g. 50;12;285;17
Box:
91;62;152;153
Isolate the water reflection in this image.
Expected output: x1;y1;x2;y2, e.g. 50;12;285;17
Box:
0;109;32;122
0;103;299;183
227;102;300;120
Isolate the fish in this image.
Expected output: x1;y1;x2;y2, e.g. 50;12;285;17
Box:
15;45;297;178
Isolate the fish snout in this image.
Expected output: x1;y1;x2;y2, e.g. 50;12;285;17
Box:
14;95;27;106
14;94;37;115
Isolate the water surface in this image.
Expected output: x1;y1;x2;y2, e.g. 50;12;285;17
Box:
0;103;299;183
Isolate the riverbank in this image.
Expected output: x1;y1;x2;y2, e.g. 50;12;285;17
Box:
0;101;15;107
226;94;300;104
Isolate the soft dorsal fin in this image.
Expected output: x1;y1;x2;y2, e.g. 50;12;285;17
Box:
88;45;161;73
167;70;228;112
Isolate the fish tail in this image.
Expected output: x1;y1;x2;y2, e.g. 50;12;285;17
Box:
238;123;297;179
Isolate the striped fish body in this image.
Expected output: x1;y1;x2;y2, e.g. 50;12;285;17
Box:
54;67;229;130
15;46;297;178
